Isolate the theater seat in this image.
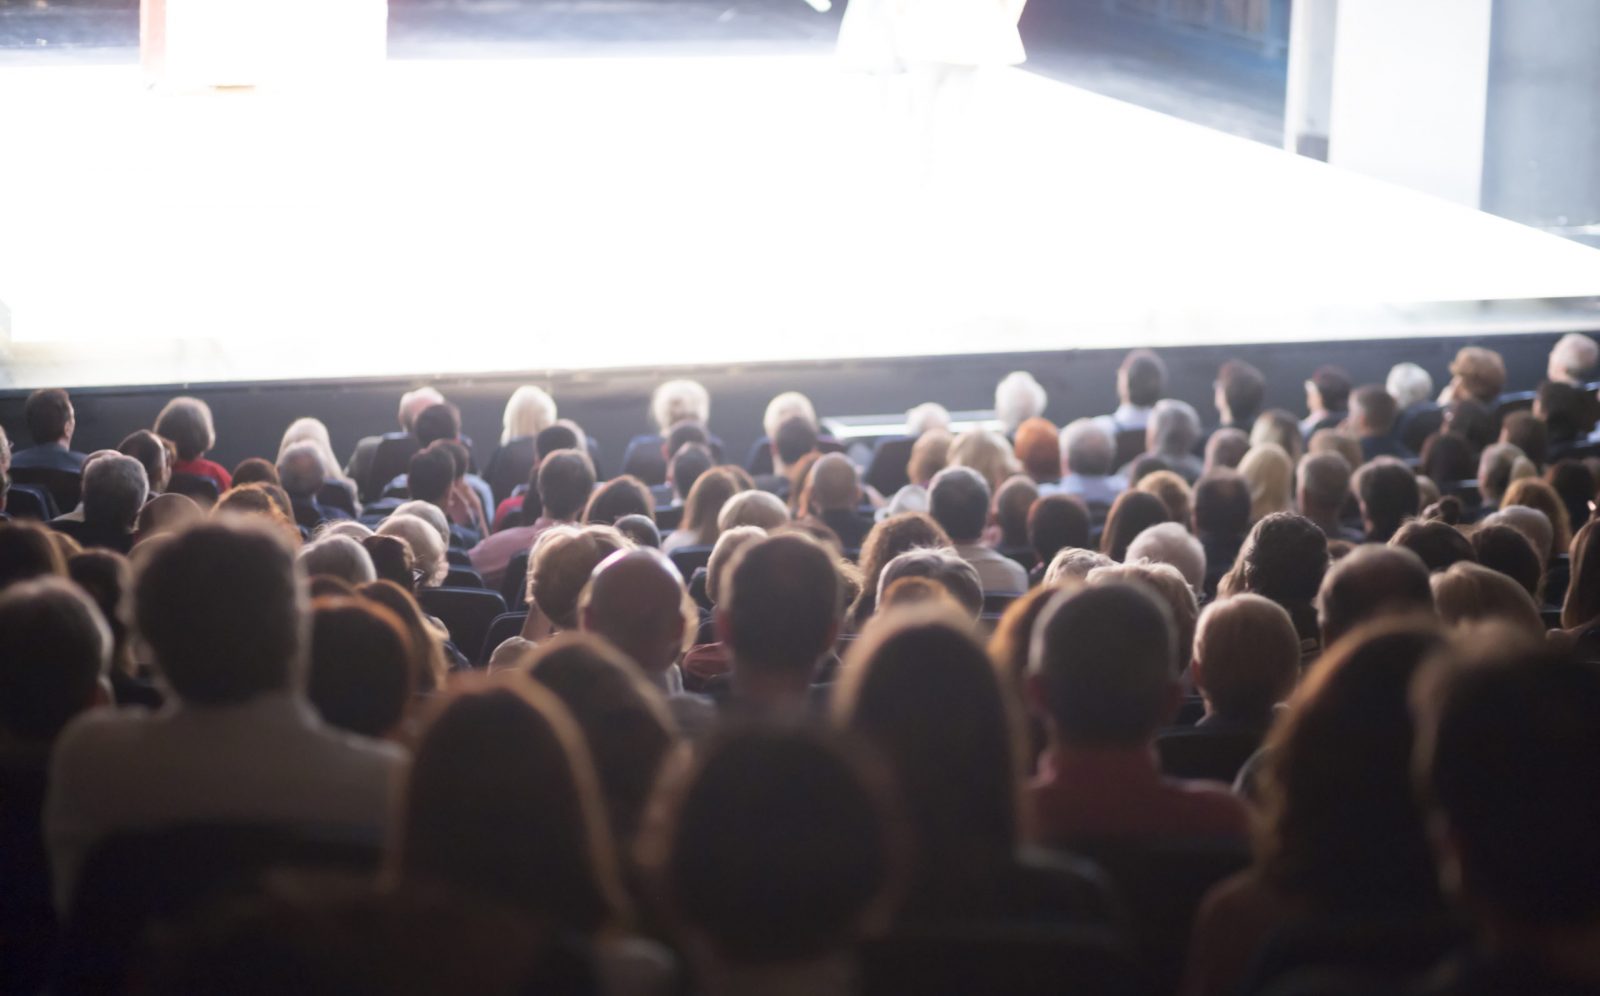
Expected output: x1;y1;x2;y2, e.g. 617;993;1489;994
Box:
1154;726;1266;784
417;588;507;665
479;611;529;665
860;923;1151;996
167;472;220;506
1114;428;1147;469
9;466;81;514
669;545;715;579
1237;913;1468;996
982;591;1023;617
4;482;58;521
501;551;531;610
442;566;485;590
53;822;382;996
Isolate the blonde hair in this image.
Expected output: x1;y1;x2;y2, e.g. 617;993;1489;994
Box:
1238;443;1295;523
376;513;447;587
717;490;789;532
501;386;558;445
1431;562;1544;639
947;430;1019;492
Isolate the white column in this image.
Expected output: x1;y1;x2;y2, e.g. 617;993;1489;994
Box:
1283;0;1338;160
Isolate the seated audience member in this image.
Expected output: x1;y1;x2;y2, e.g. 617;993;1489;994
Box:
345;386;443;500
306;597;413;739
520;525;630;645
361;533;415;590
1100;490;1170;563
835;608;1114;925
1420;431;1477;493
1479;449;1537;525
1439;346;1506;407
580;548;713;734
755;415;820;499
1251;410;1304;465
1316;544;1434;648
401;446;471;546
622;379;712;485
484;385;558;505
991;475;1039;554
1443;397;1496;452
1534;381;1598;449
1430;562;1543;638
297;534;377;586
135;493;202;544
1184;621;1448;996
801;454;872;549
649;727;894;995
1296;451;1360;543
666;441;714;506
1125;521;1206;592
1093;348;1167;442
1013;417;1062;485
1027;495;1090;585
863;402;948;496
613;514;660;549
850;512;952;626
947;430;1019;492
376;514;448;589
1354;457;1421;542
716;489;789;532
663;467;742;554
278;417;358;508
117;429;171;496
1389;519;1476;573
1389;361;1443;454
0;524;66;595
1411;637;1600;995
407;403;493;515
1054;419;1128;507
1086;560;1199;668
1192;470;1252;597
1203;427;1251;474
1483;508;1556;598
154;396;231;494
11;388;88;477
469;449;595;589
717;534;841;718
1027;584;1249;845
747;391;821;475
397;680;667;985
1138;469;1193;526
44;520;405;908
1217;511;1330;662
355;580;450;693
877;576;960;615
876;548;984;620
52;454;148;553
681;526;768;686
583;475;653;527
1469;523;1544;601
67;549;161;708
1300;365;1351;440
1133;399;1204;483
928;467;1028;593
230;457;278;490
278;441;349;530
1237;443;1294;523
1545;459;1595;536
995;370;1049;437
1560;518;1600;632
903;426;952;494
1306;427;1363;472
1211;360;1266;436
1349;383;1412;461
1499;411;1549;470
1547;331;1599;386
1044;547;1115;585
1501;476;1572;563
1187;594;1298;732
526;633;676;851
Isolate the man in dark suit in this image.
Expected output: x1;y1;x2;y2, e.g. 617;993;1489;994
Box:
9;389;89;513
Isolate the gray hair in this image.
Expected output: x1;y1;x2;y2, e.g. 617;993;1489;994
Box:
82;453;149;529
276;441;326;499
877;547;983;618
717;489;790;531
1147;399;1201;457
1549;333;1599;384
651;379;710;433
1385;363;1434;409
762;391;818;441
392;499;451;550
1483;506;1554;567
398;387;445;433
1478;443;1535;505
905;402;951;437
316;520;374;542
297;534;377;585
1123;522;1205;591
376;513;447;586
1061;418;1115;476
994;371;1048;433
1044;547;1115;584
501;385;558;445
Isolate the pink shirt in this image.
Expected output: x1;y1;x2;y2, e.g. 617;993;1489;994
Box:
467;517;555;589
1027;745;1250;845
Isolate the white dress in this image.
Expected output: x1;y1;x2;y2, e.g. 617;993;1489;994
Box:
838;0;1028;72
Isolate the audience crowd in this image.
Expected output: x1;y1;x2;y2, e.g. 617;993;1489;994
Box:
4;335;1600;994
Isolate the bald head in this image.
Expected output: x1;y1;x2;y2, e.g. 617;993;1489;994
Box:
809;453;860;512
581;548;690;679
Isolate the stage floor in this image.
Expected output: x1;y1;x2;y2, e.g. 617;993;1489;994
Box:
2;54;1598;390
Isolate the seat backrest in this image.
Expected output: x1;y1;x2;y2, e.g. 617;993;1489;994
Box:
316;481;358;517
668;546;715;579
982;591;1023;616
11;466;83;512
1154;727;1266;784
864;435;915;496
1239;913;1469;996
417;588;508;664
3;482;58;520
54;822;382;996
365;436;420;502
860;923;1151;996
1114;427;1147;468
167;472;220;506
501;550;532;610
442;566;485;589
478;611;530;665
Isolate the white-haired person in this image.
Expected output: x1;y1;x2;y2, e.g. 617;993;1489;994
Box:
376;512;449;589
1548;333;1599;387
1050;418;1127;508
344;386;444;503
482;385;558;506
50;454;148;554
277;440;353;531
1385;361;1440;454
296;534;377;586
995;371;1047;437
620;379;719;486
277;417;357;510
1124;521;1205;592
864;401;952;497
746;390;845;478
1121;398;1204;483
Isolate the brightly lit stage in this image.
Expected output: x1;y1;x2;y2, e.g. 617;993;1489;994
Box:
2;53;1599;395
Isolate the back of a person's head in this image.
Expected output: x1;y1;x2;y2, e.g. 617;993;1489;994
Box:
1484;505;1554;573
533;423;580;462
276;441;326;499
1501;476;1571;561
669;442;714;500
652;379;710;432
1031;583;1176;747
119;429;171;492
231;457;279;489
583;476;652;526
1316;544;1434;648
1444;398;1495;451
0;576;110;743
1449;346;1506;404
807;453;861;513
1307;428;1362;470
361;533;415;590
355;580;448;693
1535;381;1597;444
81;453;149;531
907;427;952;486
1250;410;1303;463
399;679;625;933
722;533;841;674
1124;520;1205;591
580;547;690;673
1192;469;1251;537
536;449;597;522
773;415;819;467
716;488;789;532
154;396;216;461
406;446;455;506
1563;518;1600;629
1414;637;1600;929
1350;384;1399;436
1238;443;1295;522
1060;418;1115;477
682;467;741;545
994;371;1048;432
501;385;558;444
1478;442;1532;505
1296;451;1352;514
1120;349;1166;407
1468;524;1542;600
1013;418;1062;482
413;403;461;447
763;391;818;442
375;513;446;588
526;632;676;847
1257;619;1445;912
1137;468;1191;522
705;525;766;607
1547;332;1599;385
927;465;990;543
529;525;631;631
24;387;73;444
1308;365;1352;412
1386;362;1434;409
1429;562;1543;638
1149;399;1201;457
215;483;296;534
298;534;377;586
835;608;1018;895
946;430;1017;492
1099;489;1169;561
1500;411;1549;468
655;726;892;965
1217;359;1266;423
1027;494;1090;565
135;519;300;705
1388;519;1475;573
307;597;413;738
1043;546;1115;585
991;475;1039;548
1355;457;1420;538
1193;594;1298;722
877;547;983;618
397;386;446;433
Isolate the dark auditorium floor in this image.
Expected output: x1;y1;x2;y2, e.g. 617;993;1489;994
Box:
0;0;1285;144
